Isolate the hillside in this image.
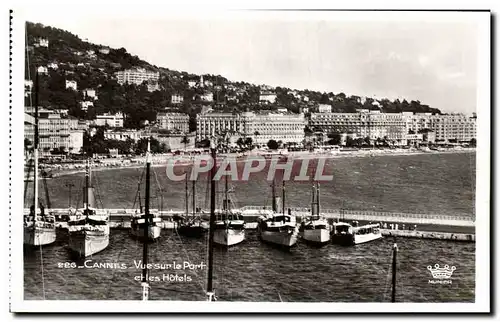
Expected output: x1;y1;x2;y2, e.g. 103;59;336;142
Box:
25;21;441;130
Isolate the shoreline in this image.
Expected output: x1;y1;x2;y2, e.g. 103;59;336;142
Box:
42;148;476;178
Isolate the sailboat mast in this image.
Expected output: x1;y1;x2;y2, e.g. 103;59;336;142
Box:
316;182;321;219
282;180;285;215
391;243;398;302
271;180;277;212
224;175;229;211
207;141;216;300
311;183;316;217
84;159;90;209
192;180;196;216
33;70;39;215
142;139;151;300
185;175;189;215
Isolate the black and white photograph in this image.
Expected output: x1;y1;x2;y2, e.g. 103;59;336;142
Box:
8;4;491;313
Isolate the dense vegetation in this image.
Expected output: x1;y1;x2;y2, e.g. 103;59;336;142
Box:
26;21;441;132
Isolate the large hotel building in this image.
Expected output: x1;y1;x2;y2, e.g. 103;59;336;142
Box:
196;111;306;145
310;109;476;144
114;68;160;86
24;110;88;156
156;112;190;134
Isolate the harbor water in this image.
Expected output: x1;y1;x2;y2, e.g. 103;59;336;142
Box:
23;152;476;302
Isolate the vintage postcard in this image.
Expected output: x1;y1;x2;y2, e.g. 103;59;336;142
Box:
9;5;490;313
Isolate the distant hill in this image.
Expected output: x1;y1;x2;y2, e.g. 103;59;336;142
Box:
25;21;441;130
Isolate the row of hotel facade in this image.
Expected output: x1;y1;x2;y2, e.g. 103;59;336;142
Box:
194;109;477;146
25;108;477;156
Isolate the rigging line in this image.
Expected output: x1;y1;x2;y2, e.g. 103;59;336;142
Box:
381;248;395;302
92;168;105;210
38;240;46;300
132;166;146;211
25;29;33;108
104;230;130;299
171;227;206;293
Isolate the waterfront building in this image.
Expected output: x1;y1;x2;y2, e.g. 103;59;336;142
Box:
95;112;124;128
114;68;160;85
65;80;77;91
156;112;189;134
404;112;476;143
171;94;184;104
150;130;196;151
250;112;306;145
310;110;476;145
310;110;407;144
196;111;306;146
24;111;86;156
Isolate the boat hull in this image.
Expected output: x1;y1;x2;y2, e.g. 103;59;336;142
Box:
331;232;382;246
213;228;245;247
353;232;383;245
130;225;161;241
177;224;206;238
302;228;331;245
69;230;109;257
259;229;298;248
23;226;56;246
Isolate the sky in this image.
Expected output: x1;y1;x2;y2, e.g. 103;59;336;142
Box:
22;10;480;114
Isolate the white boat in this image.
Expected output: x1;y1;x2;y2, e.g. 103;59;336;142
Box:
24;212;57;246
257;212;299;247
299;182;331;246
68;160;110;257
213;176;245;247
214;211;245;246
257;180;298;248
331;222;382;246
24;71;56;246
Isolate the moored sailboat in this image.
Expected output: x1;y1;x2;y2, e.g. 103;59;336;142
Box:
130;140;161;241
213;176;245;247
174;174;207;237
257;180;299;248
299;182;331;246
68;159;110;257
24;71;56;246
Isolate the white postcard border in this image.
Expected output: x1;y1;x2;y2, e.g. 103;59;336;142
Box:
9;5;491;313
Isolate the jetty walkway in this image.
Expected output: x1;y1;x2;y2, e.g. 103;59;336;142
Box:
41;206;475;228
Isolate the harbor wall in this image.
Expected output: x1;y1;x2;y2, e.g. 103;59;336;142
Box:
44;207;475;227
380;229;475;242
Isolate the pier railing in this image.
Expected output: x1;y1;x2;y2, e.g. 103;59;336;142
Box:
31;206;475;227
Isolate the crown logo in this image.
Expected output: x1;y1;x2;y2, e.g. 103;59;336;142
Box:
427;264;456;279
